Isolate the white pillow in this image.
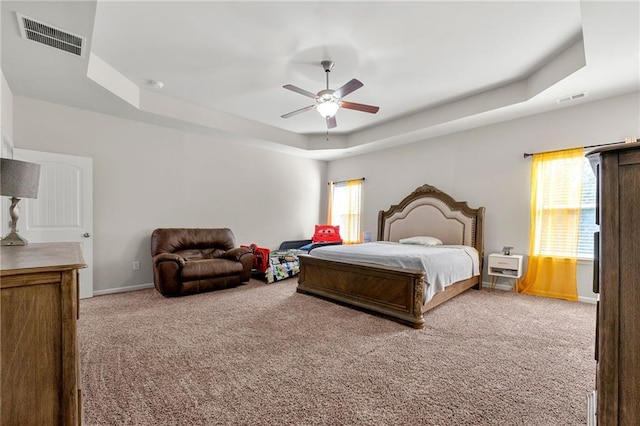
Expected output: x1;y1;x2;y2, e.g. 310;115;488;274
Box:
399;236;443;246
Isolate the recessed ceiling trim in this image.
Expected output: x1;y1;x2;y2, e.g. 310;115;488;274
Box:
16;12;86;57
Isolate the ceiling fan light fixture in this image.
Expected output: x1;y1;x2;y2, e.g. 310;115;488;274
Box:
316;100;340;118
281;61;378;128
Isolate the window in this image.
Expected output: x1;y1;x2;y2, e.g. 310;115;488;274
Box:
328;179;363;244
532;150;596;259
519;147;586;301
577;157;598;258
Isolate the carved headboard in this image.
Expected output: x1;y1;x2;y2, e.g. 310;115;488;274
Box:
377;184;485;262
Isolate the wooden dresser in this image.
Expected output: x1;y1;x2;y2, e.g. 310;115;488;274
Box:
588;142;640;426
1;242;86;426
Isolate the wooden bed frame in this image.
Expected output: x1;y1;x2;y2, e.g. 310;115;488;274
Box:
297;184;485;329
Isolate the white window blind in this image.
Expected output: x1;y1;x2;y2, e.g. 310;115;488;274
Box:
577;157;598;257
535;155;597;258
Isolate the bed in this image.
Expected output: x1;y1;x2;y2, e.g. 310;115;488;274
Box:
296;184;485;329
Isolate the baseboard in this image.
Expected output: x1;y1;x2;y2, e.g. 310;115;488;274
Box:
578;295;597;304
90;281;598;304
92;282;154;296
482;281;598;304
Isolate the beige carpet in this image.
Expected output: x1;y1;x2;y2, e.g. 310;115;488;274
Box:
79;278;596;425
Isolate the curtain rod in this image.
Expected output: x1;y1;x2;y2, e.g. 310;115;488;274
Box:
523;138;639;159
328;177;365;185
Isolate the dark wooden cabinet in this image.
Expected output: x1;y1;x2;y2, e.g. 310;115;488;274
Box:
1;243;86;425
588;142;640;426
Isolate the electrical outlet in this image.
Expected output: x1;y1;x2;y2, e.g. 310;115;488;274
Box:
132;261;140;270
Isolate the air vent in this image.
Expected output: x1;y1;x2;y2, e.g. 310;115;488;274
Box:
16;13;85;57
556;92;587;104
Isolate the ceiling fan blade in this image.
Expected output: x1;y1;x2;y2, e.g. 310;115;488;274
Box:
333;79;364;99
283;84;318;99
281;105;315;118
341;101;379;114
326;116;337;129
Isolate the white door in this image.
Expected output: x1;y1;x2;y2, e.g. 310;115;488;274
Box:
13;148;94;298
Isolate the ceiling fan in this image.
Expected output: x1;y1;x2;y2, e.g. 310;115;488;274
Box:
281;60;379;129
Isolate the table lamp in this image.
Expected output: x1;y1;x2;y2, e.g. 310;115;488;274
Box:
1;158;41;246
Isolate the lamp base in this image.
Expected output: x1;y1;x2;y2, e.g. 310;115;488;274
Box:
1;231;28;246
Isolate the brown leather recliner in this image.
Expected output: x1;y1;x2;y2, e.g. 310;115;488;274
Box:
151;228;253;297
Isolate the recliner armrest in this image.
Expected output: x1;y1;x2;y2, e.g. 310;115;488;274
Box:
223;247;253;282
153;252;186;267
222;247;253;261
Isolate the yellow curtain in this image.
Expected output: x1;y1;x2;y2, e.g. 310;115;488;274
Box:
517;148;584;301
343;179;362;244
327;181;334;226
328;179;363;244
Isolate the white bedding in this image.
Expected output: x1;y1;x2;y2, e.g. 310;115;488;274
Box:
309;242;480;302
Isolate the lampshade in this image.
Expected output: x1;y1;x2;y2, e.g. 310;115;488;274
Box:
316;100;340;118
1;158;41;199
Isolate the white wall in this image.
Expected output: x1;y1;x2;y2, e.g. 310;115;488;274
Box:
1;71;14;238
1;70;13;154
12;91;640;301
328;91;640;303
13;96;327;293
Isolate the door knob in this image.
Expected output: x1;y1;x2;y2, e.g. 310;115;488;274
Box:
83;232;91;238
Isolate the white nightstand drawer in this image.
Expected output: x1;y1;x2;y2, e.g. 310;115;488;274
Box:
488;254;524;280
489;256;520;270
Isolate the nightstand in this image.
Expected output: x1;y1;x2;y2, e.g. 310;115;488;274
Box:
488;253;524;291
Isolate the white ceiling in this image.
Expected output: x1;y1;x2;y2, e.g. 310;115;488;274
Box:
1;1;639;160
